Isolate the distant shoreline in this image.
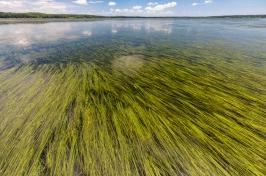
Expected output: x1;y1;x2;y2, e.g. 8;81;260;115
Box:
0;18;106;25
1;12;266;19
0;13;266;25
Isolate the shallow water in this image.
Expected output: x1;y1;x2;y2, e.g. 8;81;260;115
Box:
0;19;266;176
1;18;266;66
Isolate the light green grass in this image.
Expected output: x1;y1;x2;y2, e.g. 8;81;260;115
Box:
0;53;265;175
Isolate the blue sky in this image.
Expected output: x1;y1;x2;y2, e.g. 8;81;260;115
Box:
0;0;266;16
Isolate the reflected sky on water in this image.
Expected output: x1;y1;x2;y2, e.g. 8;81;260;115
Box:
0;18;266;66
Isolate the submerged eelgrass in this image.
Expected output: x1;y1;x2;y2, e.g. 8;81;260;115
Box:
0;55;265;176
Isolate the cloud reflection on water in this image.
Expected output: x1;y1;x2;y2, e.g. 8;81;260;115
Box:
0;20;174;49
0;23;74;47
110;20;173;34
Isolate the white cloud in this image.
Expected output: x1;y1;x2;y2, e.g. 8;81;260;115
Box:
108;1;116;6
204;0;213;4
145;2;177;12
147;2;159;6
72;0;87;5
32;0;68;13
110;6;143;16
0;0;24;10
88;1;103;4
0;0;67;13
72;0;103;5
192;1;213;7
132;6;142;10
109;2;176;16
114;8;129;13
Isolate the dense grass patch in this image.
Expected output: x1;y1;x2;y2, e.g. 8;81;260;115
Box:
0;53;265;175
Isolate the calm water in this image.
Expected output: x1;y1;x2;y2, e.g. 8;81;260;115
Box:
0;19;266;176
1;18;266;67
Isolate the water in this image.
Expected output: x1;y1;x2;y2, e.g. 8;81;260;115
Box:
1;18;266;66
0;19;266;176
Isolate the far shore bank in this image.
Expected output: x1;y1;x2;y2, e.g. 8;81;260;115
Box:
0;18;107;24
0;15;266;25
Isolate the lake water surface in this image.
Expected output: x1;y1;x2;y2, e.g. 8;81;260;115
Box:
0;19;266;176
1;18;266;66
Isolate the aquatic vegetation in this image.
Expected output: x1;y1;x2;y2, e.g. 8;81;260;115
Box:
0;18;266;176
0;49;265;175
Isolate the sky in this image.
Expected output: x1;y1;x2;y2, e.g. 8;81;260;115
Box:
0;0;266;16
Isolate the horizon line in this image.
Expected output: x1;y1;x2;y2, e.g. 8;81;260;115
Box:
1;12;266;18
